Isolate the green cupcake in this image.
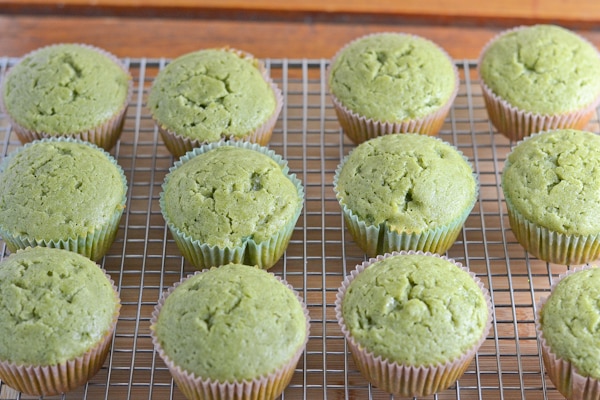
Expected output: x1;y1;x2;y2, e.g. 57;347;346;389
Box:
334;133;478;257
478;25;600;141
0;246;120;396
537;266;600;398
0;137;128;260
148;48;283;157
160;140;303;269
502;129;600;264
0;43;132;150
328;32;458;143
336;251;491;397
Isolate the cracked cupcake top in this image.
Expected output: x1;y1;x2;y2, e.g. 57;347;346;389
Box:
161;145;301;248
335;134;477;232
0;139;127;240
153;263;307;382
342;253;488;366
328;33;457;122
540;266;600;379
479;25;600;114
0;247;118;366
1;44;131;134
148;49;277;141
502;129;600;235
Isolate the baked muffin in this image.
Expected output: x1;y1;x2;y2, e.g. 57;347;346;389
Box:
336;251;491;397
333;133;478;257
328;32;459;144
0;43;132;150
0;137;128;261
478;24;600;142
159;140;303;269
502;129;600;265
536;265;600;399
0;246;120;396
150;263;309;400
148;48;283;157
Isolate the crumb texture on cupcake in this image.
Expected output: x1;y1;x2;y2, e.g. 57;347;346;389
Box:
341;253;489;366
328;33;456;122
148;49;277;142
480;25;600;115
1;44;131;134
153;263;307;382
0;247;118;366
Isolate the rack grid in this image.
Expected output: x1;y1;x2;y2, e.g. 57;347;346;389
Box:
1;57;599;400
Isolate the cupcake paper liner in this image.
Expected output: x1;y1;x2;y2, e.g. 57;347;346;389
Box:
335;251;493;397
0;137;128;261
0;268;121;397
0;43;133;151
159;140;304;270
152;48;284;158
150;270;310;400
477;26;600;142
536;265;600;399
327;32;460;144
333;136;478;257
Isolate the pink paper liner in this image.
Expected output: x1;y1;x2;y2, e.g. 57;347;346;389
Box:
332;134;478;257
0;266;121;397
0;43;133;151
502;131;600;265
335;251;493;397
327;32;460;144
152;48;284;158
150;269;310;400
477;26;600;142
536;265;600;399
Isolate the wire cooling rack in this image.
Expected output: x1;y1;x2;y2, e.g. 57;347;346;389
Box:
1;57;599;400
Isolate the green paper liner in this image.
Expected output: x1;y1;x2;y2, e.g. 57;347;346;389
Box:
333;135;478;257
0;43;133;151
335;251;492;398
150;268;310;400
0;137;128;261
159;140;304;270
151;48;283;158
327;32;459;145
0;260;121;397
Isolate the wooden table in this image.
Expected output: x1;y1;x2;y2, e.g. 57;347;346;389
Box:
1;3;600;400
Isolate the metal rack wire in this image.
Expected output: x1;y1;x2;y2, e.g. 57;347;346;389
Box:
1;57;599;400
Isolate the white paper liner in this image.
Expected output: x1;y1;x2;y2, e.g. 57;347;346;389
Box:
151;48;283;158
502;131;600;265
0;137;128;261
332;134;478;257
327;32;460;144
0;262;121;397
335;251;493;397
159;139;304;270
0;43;133;151
477;26;600;142
150;269;310;400
536;265;600;399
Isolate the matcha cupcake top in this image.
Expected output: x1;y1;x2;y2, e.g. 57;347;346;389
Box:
479;25;600;115
335;134;477;232
0;246;119;366
148;49;277;142
328;33;457;122
540;266;600;379
152;263;308;382
0;138;127;241
341;253;489;366
502;129;600;235
161;143;302;248
1;43;131;134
